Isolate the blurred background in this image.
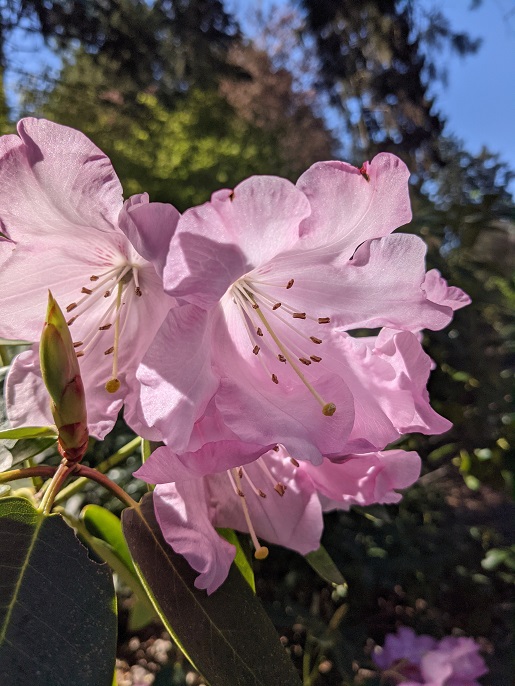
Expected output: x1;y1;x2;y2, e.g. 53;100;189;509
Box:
0;1;513;684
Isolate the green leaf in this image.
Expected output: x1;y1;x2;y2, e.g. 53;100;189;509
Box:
305;546;347;586
122;492;301;686
8;437;57;468
0;426;57;440
0;497;117;685
81;504;157;627
82;504;135;572
218;527;255;592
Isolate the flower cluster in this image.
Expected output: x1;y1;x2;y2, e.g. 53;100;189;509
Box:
373;627;488;685
0;119;470;592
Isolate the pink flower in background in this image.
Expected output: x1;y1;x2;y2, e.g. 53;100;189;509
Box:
130;154;469;465
136;440;421;593
373;627;488;685
0;119;177;438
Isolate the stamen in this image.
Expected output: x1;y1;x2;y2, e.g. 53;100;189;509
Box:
257;459;287;497
292;312;306;319
67;316;77;326
73;341;83;348
271;374;279;384
318;317;331;324
278;354;286;363
310;336;322;344
76;351;84;358
253;345;260;355
227;469;244;497
104;290;111;298
273;446;280;452
81;287;93;295
133;268;142;297
310;355;322;363
241;468;267;498
256;327;263;337
286;279;294;289
105;282;124;394
273;303;281;310
135;287;142;297
299;358;311;366
66;303;77;312
232;469;269;560
290;457;300;467
252;303;259;309
99;324;112;331
104;347;114;355
90;275;100;281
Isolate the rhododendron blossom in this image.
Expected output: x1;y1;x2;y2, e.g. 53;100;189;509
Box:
128;155;469;464
137;442;421;593
373;627;488;685
0;119;177;437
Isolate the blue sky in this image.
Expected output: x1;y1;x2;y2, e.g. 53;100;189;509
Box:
229;0;515;189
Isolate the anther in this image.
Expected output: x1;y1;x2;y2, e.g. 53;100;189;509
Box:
318;317;331;324
310;336;322;344
293;312;306;319
238;467;243;479
290;457;300;467
253;345;260;355
237;488;245;497
67;317;77;326
278;354;286;363
76;351;85;358
104;346;114;355
104;290;111;298
66;303;77;312
310;355;322;363
322;402;336;416
258;490;266;498
252;303;259;309
286;279;294;289
273;303;282;310
90;275;99;281
73;341;83;348
273;445;280;452
274;483;287;496
271;374;279;384
256;327;263;336
135;287;142;297
360;164;370;182
254;547;269;560
99;324;112;331
105;378;121;393
299;358;311;366
81;287;93;295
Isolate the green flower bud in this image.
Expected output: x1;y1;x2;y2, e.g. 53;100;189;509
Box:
40;292;88;462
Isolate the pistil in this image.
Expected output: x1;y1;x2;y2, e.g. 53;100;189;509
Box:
231;468;269;560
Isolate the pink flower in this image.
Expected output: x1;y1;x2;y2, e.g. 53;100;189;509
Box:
129;155;469;464
0;119;177;438
373;628;488;685
136;441;421;593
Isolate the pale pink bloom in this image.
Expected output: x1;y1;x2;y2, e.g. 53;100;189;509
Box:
373;628;488;685
0;119;177;438
130;155;468;464
136;442;421;593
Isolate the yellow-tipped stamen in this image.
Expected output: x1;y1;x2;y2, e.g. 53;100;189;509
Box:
252;299;335;415
105;282;123;393
232;469;269;560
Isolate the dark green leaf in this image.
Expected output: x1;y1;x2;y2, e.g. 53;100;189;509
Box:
0;497;117;686
305;545;346;586
82;504;135;572
0;426;57;440
122;492;301;686
9;438;57;467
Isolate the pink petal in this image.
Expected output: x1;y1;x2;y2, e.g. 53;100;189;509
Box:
422;269;471;311
153;482;236;594
303;450;421;509
0;118;123;242
135;305;219;449
215;373;355;465
163;176;311;306
5;349;53;428
118;194;180;280
296;153;411;258
209;453;323;555
262;234;453;332
135;440;273;483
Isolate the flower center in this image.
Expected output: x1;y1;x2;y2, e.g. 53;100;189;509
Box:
230;274;336;416
225;450;299;560
65;262;143;393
